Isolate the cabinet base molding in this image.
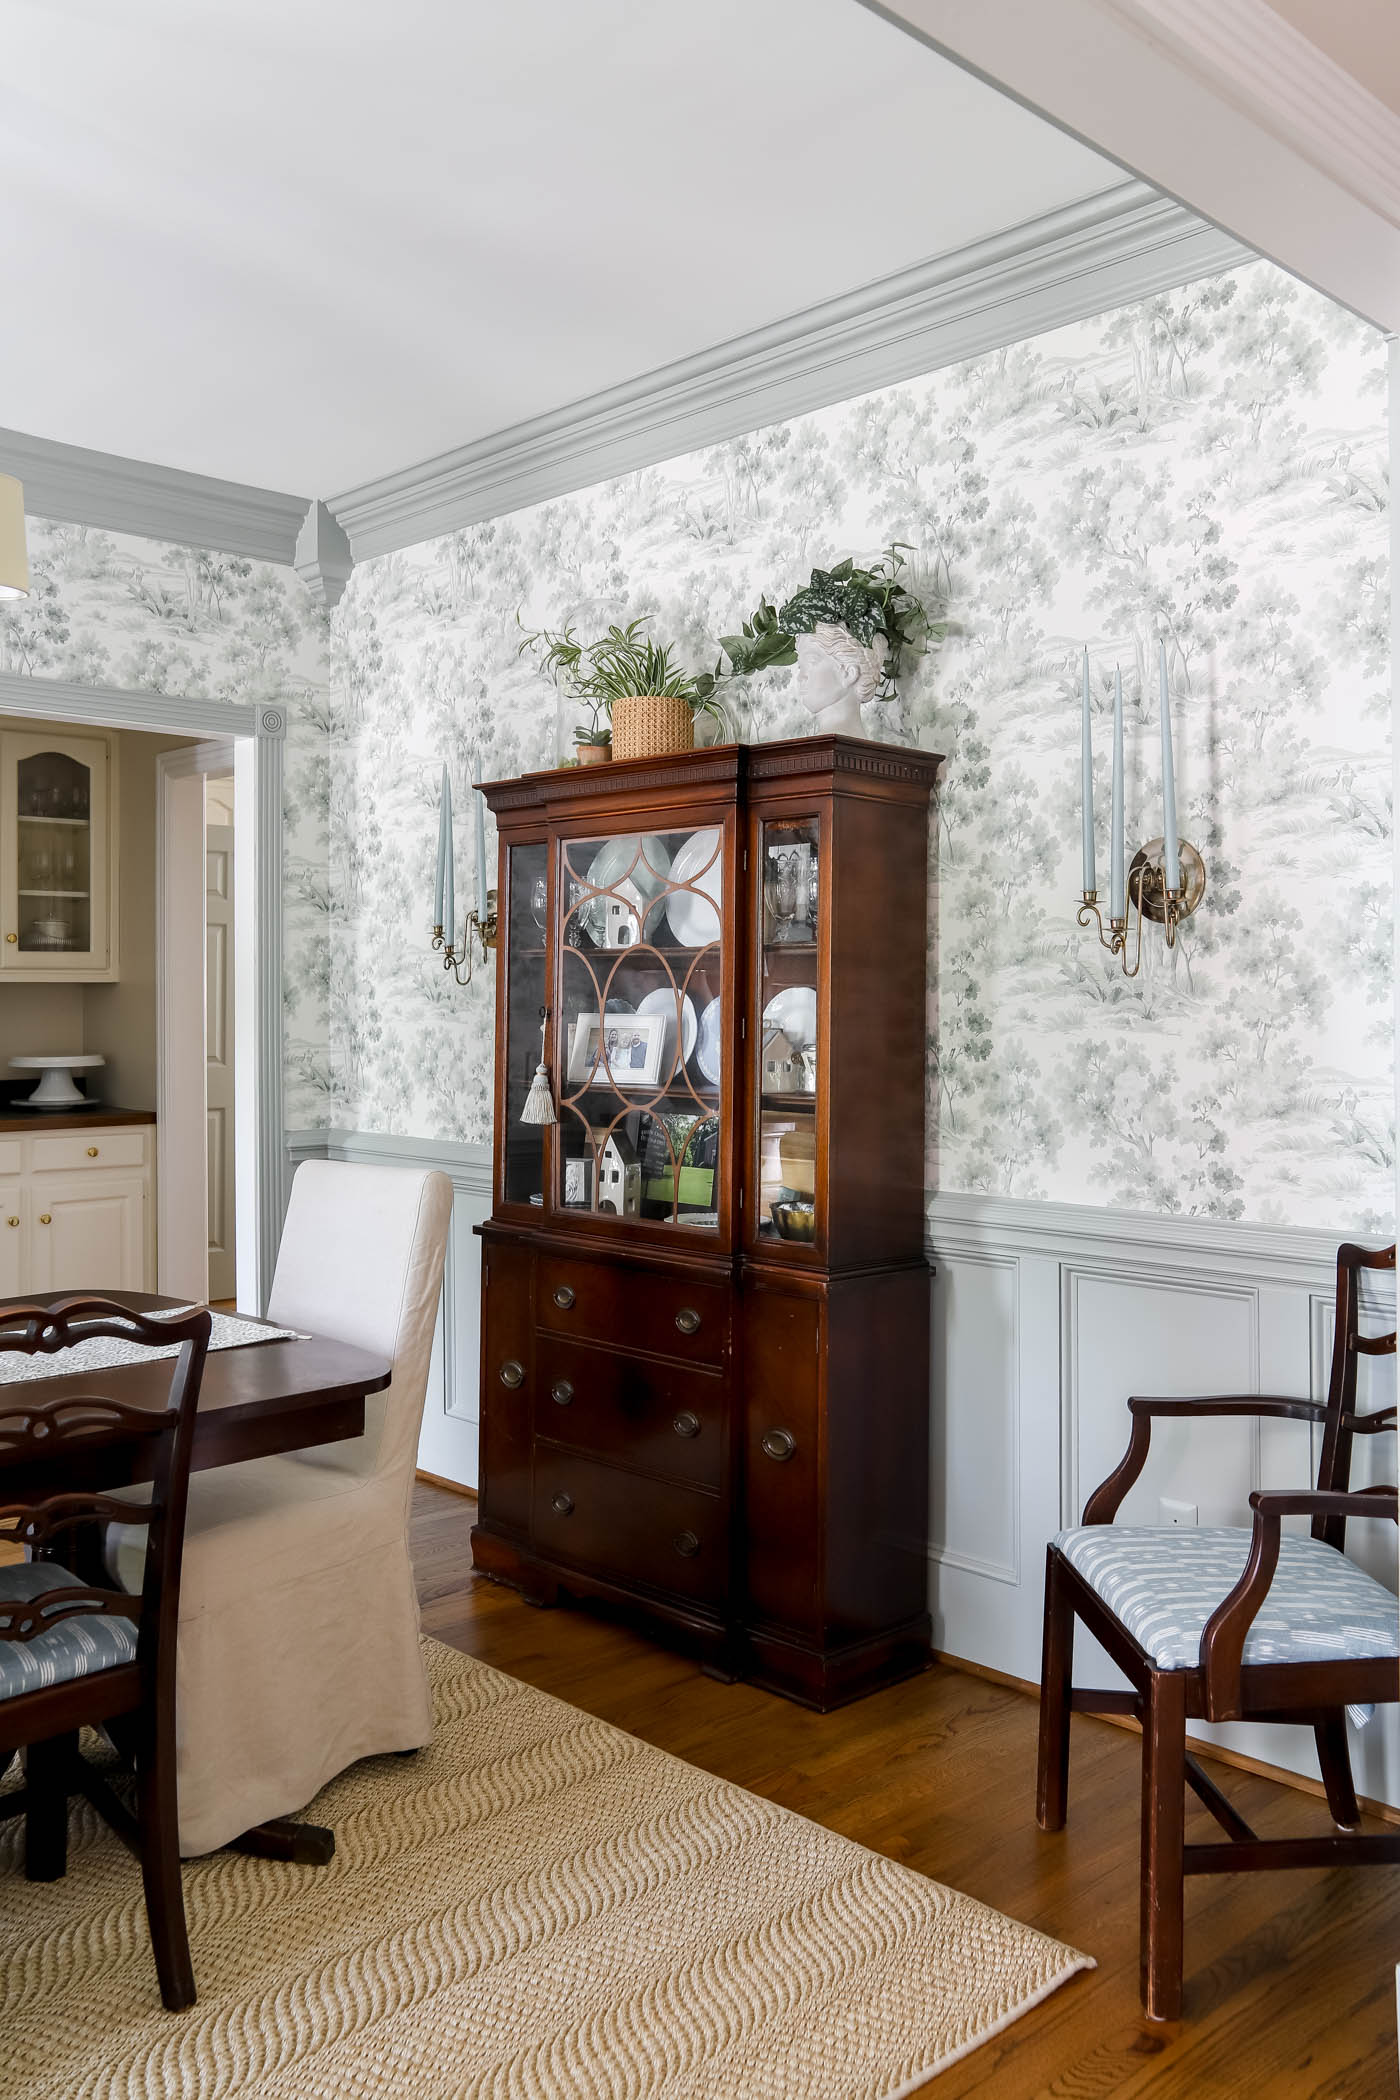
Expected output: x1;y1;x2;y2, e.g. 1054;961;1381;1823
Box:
739;1617;933;1712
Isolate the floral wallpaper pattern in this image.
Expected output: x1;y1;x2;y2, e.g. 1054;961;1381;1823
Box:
0;522;331;1126
329;259;1392;1231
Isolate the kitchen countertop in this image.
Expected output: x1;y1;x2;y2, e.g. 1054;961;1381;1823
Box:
0;1107;157;1134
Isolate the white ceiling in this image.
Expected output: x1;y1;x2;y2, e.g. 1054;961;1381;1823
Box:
1;0;1116;496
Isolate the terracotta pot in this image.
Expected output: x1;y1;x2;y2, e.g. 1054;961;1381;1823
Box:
610;694;695;762
574;739;612;767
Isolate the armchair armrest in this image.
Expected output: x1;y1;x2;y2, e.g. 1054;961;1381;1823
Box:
1081;1396;1327;1526
1200;1487;1399;1722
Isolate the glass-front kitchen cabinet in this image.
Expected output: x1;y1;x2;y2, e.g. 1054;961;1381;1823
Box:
476;735;942;1709
0;729;119;981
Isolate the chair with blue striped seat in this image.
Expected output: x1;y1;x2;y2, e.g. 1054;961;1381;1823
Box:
0;1295;209;2011
1036;1240;1399;2022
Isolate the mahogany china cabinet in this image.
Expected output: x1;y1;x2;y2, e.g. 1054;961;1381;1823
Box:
473;734;942;1707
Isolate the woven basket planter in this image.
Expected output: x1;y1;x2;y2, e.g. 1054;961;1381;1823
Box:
610;693;695;762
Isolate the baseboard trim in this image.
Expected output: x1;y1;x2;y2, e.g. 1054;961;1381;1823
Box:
416;1470;479;1503
934;1648;1400;1829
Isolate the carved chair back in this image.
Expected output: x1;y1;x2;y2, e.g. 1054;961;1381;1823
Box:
0;1296;210;1704
1316;1243;1396;1549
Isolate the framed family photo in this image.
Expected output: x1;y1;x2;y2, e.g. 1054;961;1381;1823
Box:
566;1011;666;1090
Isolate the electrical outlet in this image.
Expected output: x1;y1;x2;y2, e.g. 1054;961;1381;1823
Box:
1159;1497;1198;1527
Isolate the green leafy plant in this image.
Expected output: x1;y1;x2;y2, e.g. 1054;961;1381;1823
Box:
518;615;729;740
700;546;941;707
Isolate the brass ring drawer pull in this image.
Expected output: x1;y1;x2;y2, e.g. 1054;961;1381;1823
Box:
498;1359;524;1389
553;1285;576;1310
38;1214;51;1227
551;1379;574;1406
672;1411;701;1439
673;1530;700;1557
761;1428;796;1462
674;1307;701;1336
551;1491;574;1517
86;1146;99;1158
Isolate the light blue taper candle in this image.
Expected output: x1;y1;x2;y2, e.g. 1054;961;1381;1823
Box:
1080;649;1096;894
1158;642;1181;891
434;765;448;931
442;770;455;949
473;752;489;914
1110;666;1125;921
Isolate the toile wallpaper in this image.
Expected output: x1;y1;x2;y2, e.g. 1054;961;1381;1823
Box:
328;259;1393;1231
0;521;332;1128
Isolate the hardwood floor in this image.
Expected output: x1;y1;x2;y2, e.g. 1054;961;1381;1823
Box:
412;1480;1399;2098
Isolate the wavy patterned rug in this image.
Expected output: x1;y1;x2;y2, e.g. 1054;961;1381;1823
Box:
0;1639;1090;2099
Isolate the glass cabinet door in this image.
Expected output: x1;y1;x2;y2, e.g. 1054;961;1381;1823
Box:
753;813;822;1255
501;841;549;1208
0;733;109;974
553;824;726;1234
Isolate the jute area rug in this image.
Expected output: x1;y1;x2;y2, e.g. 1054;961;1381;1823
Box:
0;1638;1091;2099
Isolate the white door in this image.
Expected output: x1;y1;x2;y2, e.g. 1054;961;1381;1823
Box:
206;813;236;1301
30;1177;146;1293
0;1184;21;1295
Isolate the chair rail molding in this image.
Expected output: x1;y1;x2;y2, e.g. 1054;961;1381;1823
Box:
325;182;1249;559
0;426;311;566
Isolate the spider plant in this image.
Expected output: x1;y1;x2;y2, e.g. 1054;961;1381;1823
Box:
518;615;729;740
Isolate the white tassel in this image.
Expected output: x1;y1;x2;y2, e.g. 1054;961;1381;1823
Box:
521;1062;556;1126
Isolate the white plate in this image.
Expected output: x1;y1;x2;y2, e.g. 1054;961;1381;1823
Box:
580;834;672;945
762;985;818;1051
636;987;697;1076
695;995;723;1086
664;829;723;948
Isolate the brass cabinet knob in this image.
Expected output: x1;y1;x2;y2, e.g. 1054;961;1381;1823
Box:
673;1530;700;1557
5;1217;16;1229
86;1146;99;1158
498;1359;524;1389
761;1428;796;1462
553;1285;576;1310
38;1214;51;1226
672;1411;701;1439
674;1307;701;1336
551;1491;574;1517
550;1379;574;1406
4;933;15;944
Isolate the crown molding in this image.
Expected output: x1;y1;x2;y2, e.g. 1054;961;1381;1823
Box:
294;498;354;608
1098;0;1400;232
326;181;1250;560
0;424;312;565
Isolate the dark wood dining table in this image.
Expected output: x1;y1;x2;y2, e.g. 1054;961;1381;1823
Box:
0;1289;393;1860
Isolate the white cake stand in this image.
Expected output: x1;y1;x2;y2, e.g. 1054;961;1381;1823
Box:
8;1054;106;1109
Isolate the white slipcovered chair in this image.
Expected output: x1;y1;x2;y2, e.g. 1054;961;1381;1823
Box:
114;1160;452;1855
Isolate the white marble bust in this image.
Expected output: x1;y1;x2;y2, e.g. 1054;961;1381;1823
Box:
794;621;885;735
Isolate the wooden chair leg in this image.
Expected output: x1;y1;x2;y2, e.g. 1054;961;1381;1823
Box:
1036;1546;1074;1831
23;1732;74;1883
1314;1712;1360;1831
136;1719;195;2011
1140;1669;1187;2022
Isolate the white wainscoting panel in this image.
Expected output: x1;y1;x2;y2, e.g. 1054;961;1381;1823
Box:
930;1193;1398;1804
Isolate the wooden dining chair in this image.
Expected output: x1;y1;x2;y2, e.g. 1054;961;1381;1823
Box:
1037;1240;1400;2021
0;1295;210;2011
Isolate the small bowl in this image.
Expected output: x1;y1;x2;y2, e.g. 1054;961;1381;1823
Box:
770;1197;816;1243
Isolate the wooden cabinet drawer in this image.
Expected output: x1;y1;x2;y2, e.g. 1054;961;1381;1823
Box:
479;1239;535;1539
532;1450;724;1609
536;1254;728;1367
534;1336;724;1490
28;1129;146;1175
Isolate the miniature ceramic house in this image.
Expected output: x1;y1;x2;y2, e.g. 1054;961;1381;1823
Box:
597;1129;641;1215
761;1026;800;1095
603;895;638;949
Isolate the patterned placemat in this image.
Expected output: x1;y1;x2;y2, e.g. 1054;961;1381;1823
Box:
0;1309;307;1385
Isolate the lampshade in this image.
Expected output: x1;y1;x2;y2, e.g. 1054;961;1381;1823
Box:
0;474;29;600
